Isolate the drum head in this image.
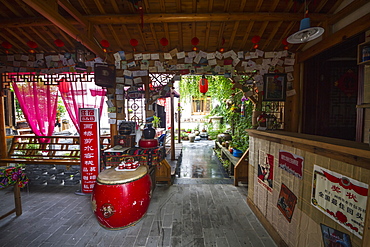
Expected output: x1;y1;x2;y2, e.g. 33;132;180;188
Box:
97;165;148;184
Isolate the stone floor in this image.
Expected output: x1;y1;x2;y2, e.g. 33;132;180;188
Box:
0;140;277;247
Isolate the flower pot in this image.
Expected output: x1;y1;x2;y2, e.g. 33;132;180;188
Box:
217;133;232;143
232;149;243;157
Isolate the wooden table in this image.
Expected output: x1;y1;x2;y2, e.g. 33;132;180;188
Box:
0;166;29;220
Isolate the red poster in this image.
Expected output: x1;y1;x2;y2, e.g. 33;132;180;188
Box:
278;150;304;179
79;108;100;194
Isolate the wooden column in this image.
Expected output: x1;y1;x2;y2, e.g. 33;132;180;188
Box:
177;101;181;143
170;87;175;160
0;75;8;159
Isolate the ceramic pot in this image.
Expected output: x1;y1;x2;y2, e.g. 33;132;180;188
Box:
143;123;155;139
217;133;232;143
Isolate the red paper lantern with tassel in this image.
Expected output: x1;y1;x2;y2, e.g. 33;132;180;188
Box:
282;38;289;50
191;37;199;51
130;39;139;47
58;79;71;93
1;41;12;54
199;75;208;95
27;41;38;53
100;40;110;53
251;35;261;49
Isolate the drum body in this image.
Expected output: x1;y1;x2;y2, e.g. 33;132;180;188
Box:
91;165;152;230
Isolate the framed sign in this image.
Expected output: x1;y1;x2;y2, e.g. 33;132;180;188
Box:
263;73;287;101
277;183;297;223
312;165;368;239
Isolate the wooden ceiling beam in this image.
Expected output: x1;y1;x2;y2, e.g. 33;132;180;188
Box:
0;12;329;28
150;23;159;51
57;0;89;27
87;12;328;24
298;12;370;63
22;0;106;59
204;22;211;51
327;0;369;25
228;21;239;51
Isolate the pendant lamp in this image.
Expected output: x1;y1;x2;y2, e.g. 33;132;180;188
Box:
287;1;324;44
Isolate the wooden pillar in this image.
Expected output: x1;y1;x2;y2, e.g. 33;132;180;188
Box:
0;74;8;159
177;100;181;144
362;187;370;246
170;87;175;160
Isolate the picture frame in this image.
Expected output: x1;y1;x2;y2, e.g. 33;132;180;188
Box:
320;224;352;247
263;73;287;101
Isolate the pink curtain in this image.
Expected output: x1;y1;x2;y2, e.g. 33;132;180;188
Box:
59;80;106;133
12;81;58;143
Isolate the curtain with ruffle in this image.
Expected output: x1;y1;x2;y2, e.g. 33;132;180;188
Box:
12;81;58;143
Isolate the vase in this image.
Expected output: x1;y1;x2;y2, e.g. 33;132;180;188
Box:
143;123;155;139
217;133;232;143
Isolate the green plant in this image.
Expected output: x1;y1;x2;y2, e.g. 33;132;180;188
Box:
152;115;161;128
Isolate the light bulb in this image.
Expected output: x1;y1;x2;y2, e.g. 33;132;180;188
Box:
300;31;310;43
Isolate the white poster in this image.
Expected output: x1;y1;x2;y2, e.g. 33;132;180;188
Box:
311;165;368;239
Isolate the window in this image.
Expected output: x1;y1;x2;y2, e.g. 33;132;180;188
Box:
192;97;211;115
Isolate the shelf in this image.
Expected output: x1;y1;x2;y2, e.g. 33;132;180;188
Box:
357;41;370;65
356;103;370;108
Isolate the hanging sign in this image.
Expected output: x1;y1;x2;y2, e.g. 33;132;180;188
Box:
311;165;368;239
278;150;304;179
79;108;100;194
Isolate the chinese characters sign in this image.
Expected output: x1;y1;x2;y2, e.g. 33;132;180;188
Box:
312;165;368;239
278;150;304;179
79;108;100;194
277;183;297;223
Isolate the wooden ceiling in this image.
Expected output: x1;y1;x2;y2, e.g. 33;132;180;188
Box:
0;0;365;59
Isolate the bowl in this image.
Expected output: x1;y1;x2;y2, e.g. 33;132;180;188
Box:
139;139;158;148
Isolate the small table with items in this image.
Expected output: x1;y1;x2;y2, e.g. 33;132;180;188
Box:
0;166;29;220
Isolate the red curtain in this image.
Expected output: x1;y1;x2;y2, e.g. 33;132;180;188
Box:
59;79;106;133
12;81;58;143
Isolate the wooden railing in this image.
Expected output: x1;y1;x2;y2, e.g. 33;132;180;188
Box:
0;135;111;166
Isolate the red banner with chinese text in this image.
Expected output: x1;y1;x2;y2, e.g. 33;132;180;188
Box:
79;108;100;194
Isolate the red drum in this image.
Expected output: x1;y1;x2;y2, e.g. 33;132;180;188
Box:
139;138;158;148
91;165;152;230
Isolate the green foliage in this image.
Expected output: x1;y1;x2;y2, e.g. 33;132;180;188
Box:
179;75;253;152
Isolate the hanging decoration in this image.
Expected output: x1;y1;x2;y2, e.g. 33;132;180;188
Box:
130;39;139;51
251;35;261;49
219;37;225;53
27;41;38;53
282;38;289;50
75;42;87;71
58;78;71;93
1;41;12;54
54;39;65;48
191;37;200;51
199;75;208;94
100;40;110;53
160;37;169;47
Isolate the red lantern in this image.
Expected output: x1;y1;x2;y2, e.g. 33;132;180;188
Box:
130;39;139;47
27;41;38;49
1;41;12;49
199;75;208;94
160;37;169;47
191;37;199;46
251;35;261;44
100;40;110;48
58;79;71;93
54;39;65;47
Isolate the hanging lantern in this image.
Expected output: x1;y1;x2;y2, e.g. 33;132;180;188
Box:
130;38;138;46
58;79;71;93
219;37;225;53
100;40;110;53
27;41;38;53
191;37;199;51
1;41;12;54
54;39;65;48
199;75;208;95
75;42;87;71
251;35;261;49
282;38;289;50
160;37;169;47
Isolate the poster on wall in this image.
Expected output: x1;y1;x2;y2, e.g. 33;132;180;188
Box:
278;150;304;179
277;183;297;222
312;165;368;239
257;153;274;192
320;224;352;247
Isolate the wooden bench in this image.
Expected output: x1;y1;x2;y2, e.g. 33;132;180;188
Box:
0;135;111;167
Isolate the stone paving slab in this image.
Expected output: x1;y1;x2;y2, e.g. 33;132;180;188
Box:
0;183;276;247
